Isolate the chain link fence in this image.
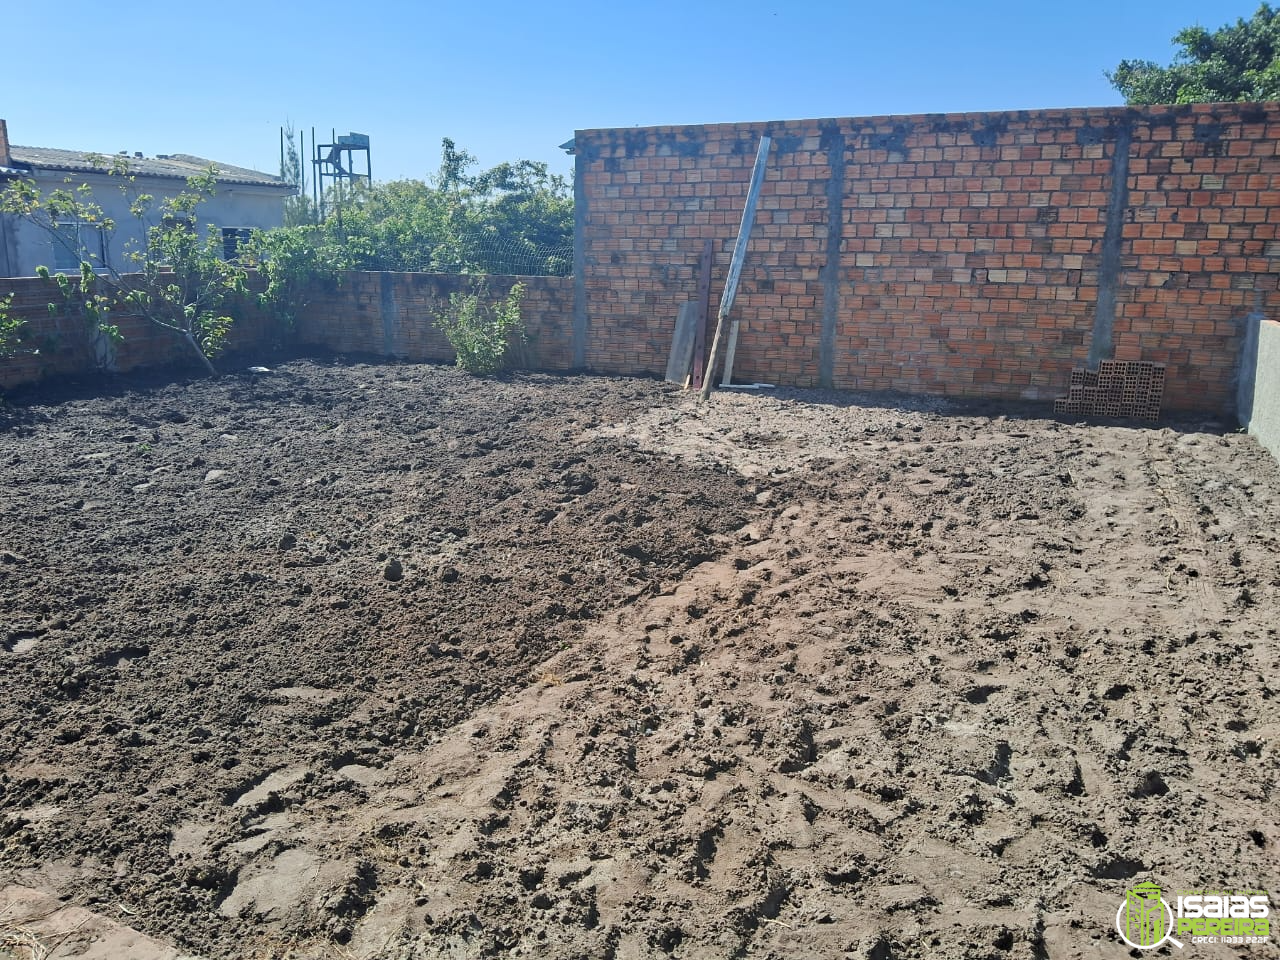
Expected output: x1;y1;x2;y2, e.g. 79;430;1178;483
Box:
352;231;572;277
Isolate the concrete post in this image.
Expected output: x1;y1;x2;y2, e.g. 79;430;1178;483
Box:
571;141;589;370
819;127;846;389
1087;122;1132;370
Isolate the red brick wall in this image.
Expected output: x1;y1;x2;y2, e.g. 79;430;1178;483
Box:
8;102;1276;417
0;274;276;391
297;271;574;370
575;102;1280;412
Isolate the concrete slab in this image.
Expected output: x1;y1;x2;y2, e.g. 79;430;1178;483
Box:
1238;316;1280;463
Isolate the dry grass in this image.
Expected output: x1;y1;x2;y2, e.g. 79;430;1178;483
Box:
0;922;50;960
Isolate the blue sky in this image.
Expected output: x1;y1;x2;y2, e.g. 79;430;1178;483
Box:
2;1;1262;185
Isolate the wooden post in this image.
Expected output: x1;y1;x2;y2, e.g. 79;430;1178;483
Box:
690;239;714;390
701;136;771;400
664;301;699;383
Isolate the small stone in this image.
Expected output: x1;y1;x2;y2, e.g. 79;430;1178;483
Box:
439;566;459;584
277;533;297;551
383;559;404;582
204;469;228;483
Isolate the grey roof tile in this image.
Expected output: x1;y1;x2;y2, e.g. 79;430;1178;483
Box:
8;145;290;189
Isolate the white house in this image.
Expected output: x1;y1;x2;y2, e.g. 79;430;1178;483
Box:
0;119;293;278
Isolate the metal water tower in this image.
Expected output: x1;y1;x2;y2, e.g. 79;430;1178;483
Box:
312;130;372;221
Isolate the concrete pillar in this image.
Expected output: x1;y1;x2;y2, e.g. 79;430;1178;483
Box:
819;127;846;390
571;141;589;370
1087;122;1132;370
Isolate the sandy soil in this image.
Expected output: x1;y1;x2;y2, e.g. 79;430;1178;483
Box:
0;359;1277;960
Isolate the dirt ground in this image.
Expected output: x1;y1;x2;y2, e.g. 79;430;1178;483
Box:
0;358;1277;960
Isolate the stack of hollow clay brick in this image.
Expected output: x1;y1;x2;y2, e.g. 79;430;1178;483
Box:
1054;360;1166;420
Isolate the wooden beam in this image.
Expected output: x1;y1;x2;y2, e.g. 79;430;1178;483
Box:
664;301;699;384
690;239;714;390
701;136;771;400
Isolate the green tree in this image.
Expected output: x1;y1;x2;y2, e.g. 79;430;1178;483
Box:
1108;4;1280;103
324;177;455;271
298;139;573;276
242;224;351;335
0;160;247;375
464;158;574;275
279;121;317;227
437;138;477;194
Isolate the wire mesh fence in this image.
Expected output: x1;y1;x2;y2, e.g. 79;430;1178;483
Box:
352;231;572;277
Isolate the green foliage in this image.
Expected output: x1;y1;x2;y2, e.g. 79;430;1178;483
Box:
304;139;573;275
325;177;453;272
0;293;25;358
279;121;317;227
0;162;247;374
132;171;247;361
435;281;526;375
243;225;350;333
38;264;123;366
1109;4;1280;103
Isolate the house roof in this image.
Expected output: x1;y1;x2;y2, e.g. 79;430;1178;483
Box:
7;145;291;190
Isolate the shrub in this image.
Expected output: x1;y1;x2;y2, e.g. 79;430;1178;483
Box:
1;164;245;375
0;293;25;358
434;282;525;375
243;226;350;341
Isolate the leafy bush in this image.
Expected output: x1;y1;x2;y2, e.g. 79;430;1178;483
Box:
243;226;350;338
284;139;572;275
1;164;246;375
0;293;25;358
434;282;525;375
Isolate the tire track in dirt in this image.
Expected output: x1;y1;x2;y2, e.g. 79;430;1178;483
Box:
194;399;1279;959
3;370;1278;959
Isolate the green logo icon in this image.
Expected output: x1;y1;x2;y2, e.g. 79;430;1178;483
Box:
1116;881;1184;950
1126;882;1166;947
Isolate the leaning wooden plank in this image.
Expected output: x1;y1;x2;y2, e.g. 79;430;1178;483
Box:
690;239;714;390
719;315;745;390
664;301;699;384
701;136;771;400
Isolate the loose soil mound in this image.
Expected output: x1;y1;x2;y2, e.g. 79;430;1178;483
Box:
1;360;1276;959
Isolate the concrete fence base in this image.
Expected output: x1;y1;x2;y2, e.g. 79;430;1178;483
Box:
1238;315;1280;461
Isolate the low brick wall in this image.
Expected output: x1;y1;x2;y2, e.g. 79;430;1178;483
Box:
296;271;575;370
0;274;276;391
573;101;1280;413
0;271;573;392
